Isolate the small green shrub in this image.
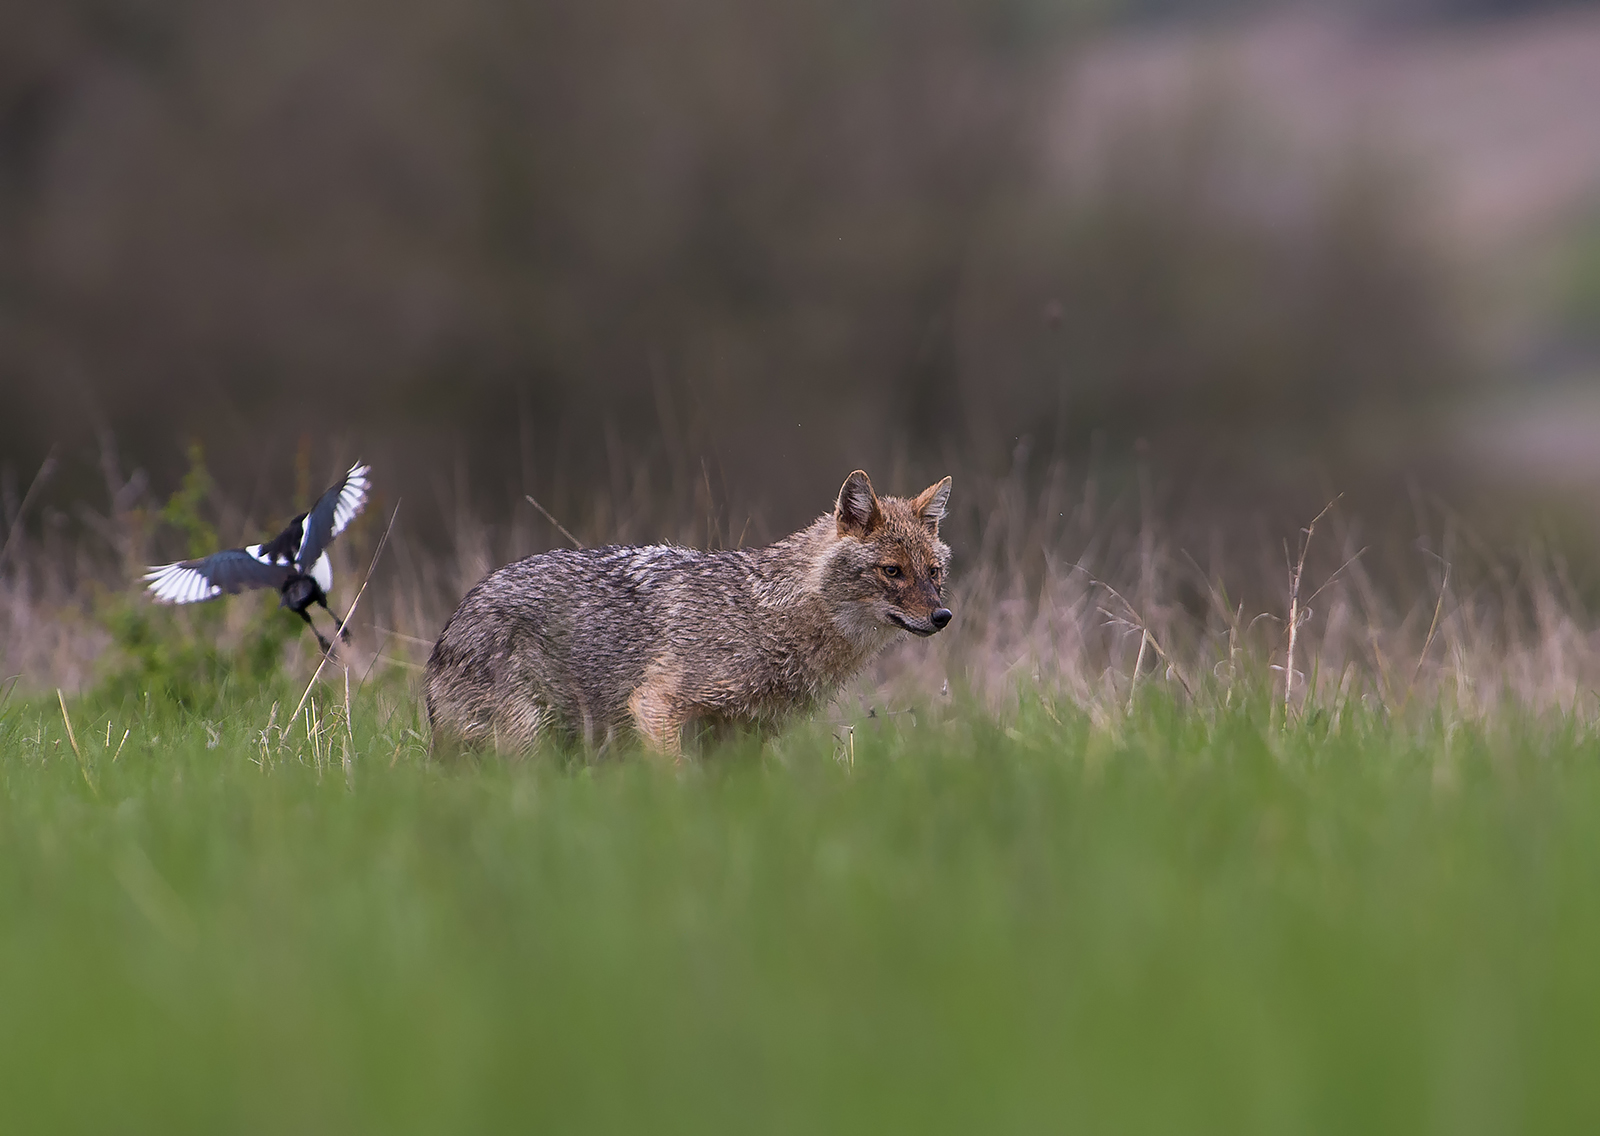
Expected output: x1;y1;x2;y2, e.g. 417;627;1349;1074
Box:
95;444;298;710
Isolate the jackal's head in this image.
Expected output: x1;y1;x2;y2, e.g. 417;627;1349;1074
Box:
822;470;953;639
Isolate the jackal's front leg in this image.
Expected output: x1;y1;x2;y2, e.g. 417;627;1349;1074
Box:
627;674;687;758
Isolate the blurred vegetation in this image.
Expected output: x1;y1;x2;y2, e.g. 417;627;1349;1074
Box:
0;0;1487;531
1558;208;1600;345
94;444;297;710
1120;0;1593;20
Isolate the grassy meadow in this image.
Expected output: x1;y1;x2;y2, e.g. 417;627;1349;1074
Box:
4;673;1600;1133
6;453;1600;1131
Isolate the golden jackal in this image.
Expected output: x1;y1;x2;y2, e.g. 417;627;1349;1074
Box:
425;470;953;756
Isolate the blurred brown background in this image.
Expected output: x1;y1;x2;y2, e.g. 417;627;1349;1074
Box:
5;0;1600;544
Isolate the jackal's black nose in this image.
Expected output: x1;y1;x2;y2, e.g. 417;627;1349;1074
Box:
930;608;952;630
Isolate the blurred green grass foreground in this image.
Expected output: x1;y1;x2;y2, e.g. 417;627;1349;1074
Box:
4;680;1600;1133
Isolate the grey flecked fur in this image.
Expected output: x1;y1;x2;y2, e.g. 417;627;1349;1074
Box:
424;470;952;756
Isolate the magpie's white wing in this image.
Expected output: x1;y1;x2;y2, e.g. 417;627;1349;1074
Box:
298;462;370;571
144;548;293;604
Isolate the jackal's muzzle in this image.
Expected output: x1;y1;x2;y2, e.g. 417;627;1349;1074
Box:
893;607;953;637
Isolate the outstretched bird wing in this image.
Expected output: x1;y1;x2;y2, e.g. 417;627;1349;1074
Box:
144;548;295;604
297;462;371;573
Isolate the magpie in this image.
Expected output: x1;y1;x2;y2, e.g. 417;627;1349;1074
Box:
144;462;371;653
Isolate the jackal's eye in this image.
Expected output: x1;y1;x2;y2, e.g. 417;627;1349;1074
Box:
879;564;902;579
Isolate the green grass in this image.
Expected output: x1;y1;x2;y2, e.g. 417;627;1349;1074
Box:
4;680;1600;1133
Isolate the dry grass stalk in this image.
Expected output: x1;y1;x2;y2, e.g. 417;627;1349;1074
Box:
0;449;58;574
525;495;584;550
1282;500;1334;723
287;502;402;731
56;688;94;792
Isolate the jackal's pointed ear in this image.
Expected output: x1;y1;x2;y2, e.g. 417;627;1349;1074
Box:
835;470;883;538
912;476;952;535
